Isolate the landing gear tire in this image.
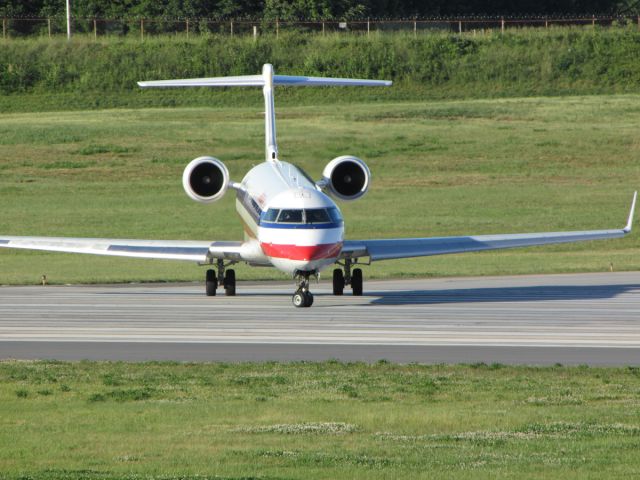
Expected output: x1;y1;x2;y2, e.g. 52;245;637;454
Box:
293;291;305;308
205;269;217;296
332;269;345;295
224;269;236;296
292;290;314;308
351;268;363;296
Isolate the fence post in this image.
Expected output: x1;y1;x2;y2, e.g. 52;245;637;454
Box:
592;15;595;27
48;18;51;38
253;25;257;40
501;16;505;33
66;0;71;39
276;18;279;37
637;15;639;30
230;20;233;36
141;18;144;40
367;18;370;36
413;20;417;37
93;18;97;39
322;21;325;35
186;18;189;37
458;20;462;33
545;17;548;28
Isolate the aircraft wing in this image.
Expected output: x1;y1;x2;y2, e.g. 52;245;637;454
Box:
0;236;246;262
341;192;636;261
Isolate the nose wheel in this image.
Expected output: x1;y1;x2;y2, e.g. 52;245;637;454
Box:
292;272;315;308
292;290;314;308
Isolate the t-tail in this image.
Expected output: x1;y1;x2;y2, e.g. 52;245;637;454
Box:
138;64;392;163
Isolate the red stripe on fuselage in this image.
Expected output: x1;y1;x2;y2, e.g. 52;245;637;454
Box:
261;242;343;261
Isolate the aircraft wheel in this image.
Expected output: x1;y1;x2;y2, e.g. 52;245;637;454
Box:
205;269;217;296
224;269;236;296
332;269;345;295
292;290;314;308
292;291;306;308
352;268;363;296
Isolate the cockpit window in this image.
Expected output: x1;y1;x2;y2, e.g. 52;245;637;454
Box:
263;208;279;222
305;208;330;224
277;209;303;223
262;207;342;225
327;207;343;223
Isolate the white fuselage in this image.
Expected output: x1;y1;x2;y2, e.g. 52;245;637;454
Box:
235;160;344;275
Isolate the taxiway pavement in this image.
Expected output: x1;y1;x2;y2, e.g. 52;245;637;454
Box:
1;272;639;365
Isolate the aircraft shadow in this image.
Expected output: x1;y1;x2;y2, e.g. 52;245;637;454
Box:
368;284;640;306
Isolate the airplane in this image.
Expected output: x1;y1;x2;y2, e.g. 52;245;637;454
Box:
0;64;636;307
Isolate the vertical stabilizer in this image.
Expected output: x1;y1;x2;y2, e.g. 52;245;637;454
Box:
138;64;391;165
262;64;278;163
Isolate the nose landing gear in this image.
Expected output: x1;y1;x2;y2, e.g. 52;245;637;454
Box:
333;258;363;296
292;272;315;308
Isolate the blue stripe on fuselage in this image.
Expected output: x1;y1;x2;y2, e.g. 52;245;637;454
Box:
258;221;343;230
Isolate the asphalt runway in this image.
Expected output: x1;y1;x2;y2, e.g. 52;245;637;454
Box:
1;272;640;365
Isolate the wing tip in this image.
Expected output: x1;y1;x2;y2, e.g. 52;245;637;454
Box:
624;191;637;233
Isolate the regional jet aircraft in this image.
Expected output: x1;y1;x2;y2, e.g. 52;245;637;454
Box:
0;64;636;307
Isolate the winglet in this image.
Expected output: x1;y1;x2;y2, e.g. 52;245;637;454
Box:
624;191;637;233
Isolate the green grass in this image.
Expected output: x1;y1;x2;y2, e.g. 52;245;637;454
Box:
2;27;640;113
1;94;639;285
1;360;640;479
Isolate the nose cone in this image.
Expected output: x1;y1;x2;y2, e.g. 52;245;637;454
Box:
261;241;342;262
258;186;345;273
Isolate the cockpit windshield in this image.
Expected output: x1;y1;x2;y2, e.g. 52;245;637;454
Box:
327;207;342;223
262;208;279;222
278;209;303;223
305;209;330;224
262;207;343;225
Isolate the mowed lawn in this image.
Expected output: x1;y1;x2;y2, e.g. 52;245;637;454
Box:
1;361;640;479
0;94;639;285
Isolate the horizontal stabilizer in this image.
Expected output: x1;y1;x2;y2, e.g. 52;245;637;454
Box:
138;74;391;88
274;75;391;87
138;75;264;88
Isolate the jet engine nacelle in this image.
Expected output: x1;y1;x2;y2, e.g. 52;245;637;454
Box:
321;155;371;201
182;156;229;204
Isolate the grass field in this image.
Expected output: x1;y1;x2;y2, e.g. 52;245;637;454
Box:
1;94;639;285
1;360;640;479
3;28;640;113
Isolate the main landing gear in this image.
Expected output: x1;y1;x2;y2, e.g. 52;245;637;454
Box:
332;258;363;296
205;259;236;296
292;272;314;308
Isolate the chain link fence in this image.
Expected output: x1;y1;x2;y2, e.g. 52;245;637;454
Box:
2;16;640;39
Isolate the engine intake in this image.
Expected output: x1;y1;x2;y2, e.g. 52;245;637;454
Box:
182;156;229;203
321;156;371;201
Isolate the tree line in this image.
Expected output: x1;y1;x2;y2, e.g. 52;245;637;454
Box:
2;0;639;21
